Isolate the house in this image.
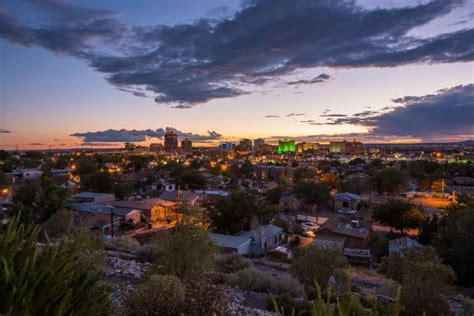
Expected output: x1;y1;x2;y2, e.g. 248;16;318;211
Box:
389;237;424;256
267;246;293;260
110;198;176;223
10;168;43;180
237;224;284;257
279;194;303;211
333;192;361;210
159;190;200;206
70;203;142;235
69;192;116;204
316;216;371;249
314;235;345;250
210;233;251;255
194;190;229;204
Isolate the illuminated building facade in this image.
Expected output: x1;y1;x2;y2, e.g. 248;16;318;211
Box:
278;140;296;154
164;131;178;152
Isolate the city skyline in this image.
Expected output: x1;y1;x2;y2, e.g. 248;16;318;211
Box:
1;0;473;149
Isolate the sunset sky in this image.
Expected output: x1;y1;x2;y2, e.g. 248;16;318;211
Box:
0;0;473;149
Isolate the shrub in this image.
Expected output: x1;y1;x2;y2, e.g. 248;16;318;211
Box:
1;216;111;315
124;274;186;316
106;235;140;253
226;266;304;296
214;253;249;273
290;235;301;247
135;243;162;263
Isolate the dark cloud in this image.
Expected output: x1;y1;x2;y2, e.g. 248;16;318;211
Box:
286;113;306;117
71;127;223;143
288;73;330;85
28;142;45;146
320;114;347;117
0;0;472;106
306;84;474;140
265;115;279;118
0;129;11;133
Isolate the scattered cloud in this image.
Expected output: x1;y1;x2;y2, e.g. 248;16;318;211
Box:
0;129;11;133
320;114;347;117
304;84;474;141
71;127;223;143
288;73;331;86
265;115;279;118
0;0;472;107
286;113;306;117
28;142;45;146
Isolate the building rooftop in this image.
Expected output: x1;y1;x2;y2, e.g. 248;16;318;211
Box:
210;233;251;249
334;192;361;201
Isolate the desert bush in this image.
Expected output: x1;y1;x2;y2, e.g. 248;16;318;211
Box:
135;243;162;263
106;235;140;253
124;274;186;316
214;253;249;273
226;266;303;296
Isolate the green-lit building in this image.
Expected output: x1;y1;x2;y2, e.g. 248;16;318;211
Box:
278;140;296;154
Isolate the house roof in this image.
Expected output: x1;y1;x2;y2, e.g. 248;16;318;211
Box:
237;224;283;240
159;190;200;203
110;198;174;211
317;216;370;239
279;194;300;202
71;203;137;217
210;233;251;249
334;192;361;201
74;192;109;199
389;237;423;253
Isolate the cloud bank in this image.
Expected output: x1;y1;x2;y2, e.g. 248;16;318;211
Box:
0;0;472;107
304;84;474;141
71;127;223;143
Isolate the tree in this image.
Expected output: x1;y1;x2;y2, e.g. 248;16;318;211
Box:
0;170;9;189
209;190;274;234
294;167;317;182
372;201;426;234
290;246;347;293
13;178;69;222
155;224;216;280
124;274;186;316
294;181;330;205
435;205;474;287
370;168;407;194
400;247;456;316
41;208;75;238
176;169;208;189
82;171;113;192
76;157;97;177
338;175;371;195
113;182;134;200
0;216;111;315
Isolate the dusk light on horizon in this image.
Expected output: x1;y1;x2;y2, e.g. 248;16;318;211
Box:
0;0;473;150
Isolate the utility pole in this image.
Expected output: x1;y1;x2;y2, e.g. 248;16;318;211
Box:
110;206;115;238
176;184;180;223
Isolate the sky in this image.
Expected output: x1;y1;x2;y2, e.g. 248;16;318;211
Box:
0;0;473;149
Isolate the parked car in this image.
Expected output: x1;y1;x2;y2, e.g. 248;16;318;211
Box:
301;221;319;231
337;207;357;215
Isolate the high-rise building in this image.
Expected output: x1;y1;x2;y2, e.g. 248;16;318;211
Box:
164;131;178;152
296;142;319;153
238;138;252;151
329;141;345;153
181;139;192;153
254;138;265;148
150;143;163;152
278;140;296;154
219;142;235;152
